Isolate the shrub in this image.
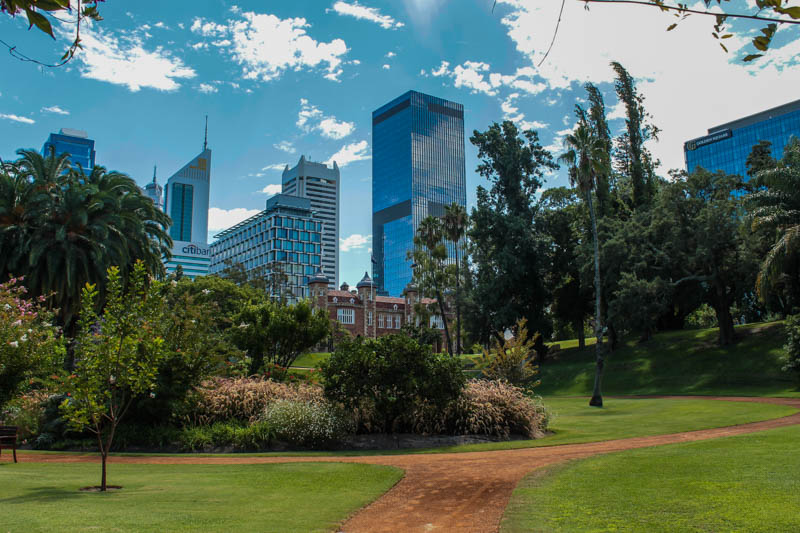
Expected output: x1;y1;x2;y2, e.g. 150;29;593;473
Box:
262;400;352;449
233;421;273;451
187;377;324;424
112;425;180;450
783;314;800;379
179;425;213;452
412;379;550;439
479;319;540;388
321;335;464;433
0;390;49;442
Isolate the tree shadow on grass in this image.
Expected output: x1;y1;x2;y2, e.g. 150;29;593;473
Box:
0;486;88;504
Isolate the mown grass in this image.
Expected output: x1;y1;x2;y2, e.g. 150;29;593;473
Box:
538;321;800;397
0;462;402;533
501;424;800;532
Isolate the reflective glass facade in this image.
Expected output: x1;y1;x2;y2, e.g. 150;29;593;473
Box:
685;99;800;178
372;91;467;296
169;183;194;242
209;194;322;303
42;129;96;169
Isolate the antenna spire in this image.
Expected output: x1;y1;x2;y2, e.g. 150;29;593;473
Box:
203;115;208;151
153;165;157;183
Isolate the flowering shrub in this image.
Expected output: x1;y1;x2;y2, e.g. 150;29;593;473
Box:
411;379;550;439
0;389;49;441
261;400;353;448
187;377;324;424
0;277;63;408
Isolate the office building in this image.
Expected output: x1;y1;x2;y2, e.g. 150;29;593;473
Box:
42;128;96;169
163;137;212;279
372;90;467;296
143;166;163;209
282;156;340;288
684;99;800;178
209;194;323;303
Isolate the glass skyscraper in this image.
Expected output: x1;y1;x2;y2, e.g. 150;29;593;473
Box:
372;90;467;296
42;128;96;169
685;99;800;178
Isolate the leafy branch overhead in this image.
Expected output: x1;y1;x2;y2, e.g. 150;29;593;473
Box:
582;0;800;61
0;0;104;66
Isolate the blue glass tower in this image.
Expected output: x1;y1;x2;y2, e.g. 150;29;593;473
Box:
372;90;467;296
42;128;96;169
685;99;800;178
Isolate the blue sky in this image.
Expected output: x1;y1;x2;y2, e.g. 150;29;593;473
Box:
1;0;799;285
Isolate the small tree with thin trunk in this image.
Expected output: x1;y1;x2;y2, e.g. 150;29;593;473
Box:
61;261;167;491
559;123;611;407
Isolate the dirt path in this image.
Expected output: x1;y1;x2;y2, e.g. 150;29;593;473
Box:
9;396;800;532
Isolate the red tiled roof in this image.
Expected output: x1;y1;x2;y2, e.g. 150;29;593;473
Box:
328;290;360;300
376;296;404;304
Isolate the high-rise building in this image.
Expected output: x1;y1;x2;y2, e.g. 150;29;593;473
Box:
163;130;211;279
42;128;96;169
143;165;163;209
282;156;340;288
684;99;800;178
371;90;467;296
209;194;323;303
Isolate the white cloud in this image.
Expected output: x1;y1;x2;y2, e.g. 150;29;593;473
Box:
197;83;218;94
330;1;404;29
261;184;282;195
493;0;800;171
191;12;349;82
262;163;288;171
430;60;546;97
274;141;296;153
66;21;196;92
382;64;391;70
41;105;69;115
385;51;396;58
208;207;261;232
340;234;371;252
325;140;370;167
297;99;354;139
0;113;34;124
501;93;548;131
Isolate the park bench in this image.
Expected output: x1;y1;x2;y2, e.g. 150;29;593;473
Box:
0;426;18;463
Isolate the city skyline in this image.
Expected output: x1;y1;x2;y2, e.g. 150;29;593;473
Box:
2;1;799;285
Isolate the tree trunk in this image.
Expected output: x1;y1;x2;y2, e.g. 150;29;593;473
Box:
586;191;605;408
435;289;453;355
713;277;736;346
454;247;462;356
577;319;586;349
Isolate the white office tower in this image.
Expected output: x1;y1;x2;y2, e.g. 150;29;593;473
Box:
282;156;340;288
143;165;163;209
163;130;212;279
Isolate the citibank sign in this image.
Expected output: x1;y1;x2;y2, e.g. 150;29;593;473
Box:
171;241;210;257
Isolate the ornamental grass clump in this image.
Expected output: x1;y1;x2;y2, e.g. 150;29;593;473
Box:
188;377;323;424
412;379;550;439
261;400;353;449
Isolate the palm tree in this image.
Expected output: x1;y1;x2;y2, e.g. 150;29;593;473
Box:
414;215;453;355
559;122;610;407
2;149;172;342
749;137;800;303
443;203;468;355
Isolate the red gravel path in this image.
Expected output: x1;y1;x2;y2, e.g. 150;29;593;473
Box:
7;396;800;532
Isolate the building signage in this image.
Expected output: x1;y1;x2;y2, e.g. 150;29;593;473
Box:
685;129;733;151
171;241;210;257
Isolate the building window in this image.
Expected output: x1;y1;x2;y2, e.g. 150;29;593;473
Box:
368;311;373;326
394;315;401;329
393;304;398;311
378;314;384;328
333;297;338;303
337;308;354;325
430;315;444;330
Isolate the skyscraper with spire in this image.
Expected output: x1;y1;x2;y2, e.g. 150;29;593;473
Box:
143;165;163;209
162;118;212;279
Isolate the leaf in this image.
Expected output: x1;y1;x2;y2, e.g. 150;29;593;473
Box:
24;8;55;39
666;23;678;31
776;6;800;18
753;36;770;51
743;54;763;62
720;42;728;53
721;34;733;39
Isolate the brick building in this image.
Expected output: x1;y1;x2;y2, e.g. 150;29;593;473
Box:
308;271;446;343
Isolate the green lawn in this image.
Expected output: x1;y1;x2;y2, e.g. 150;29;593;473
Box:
0;462;402;533
291;352;331;368
502;424;800;532
538;322;800;397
